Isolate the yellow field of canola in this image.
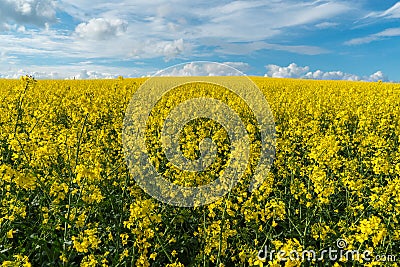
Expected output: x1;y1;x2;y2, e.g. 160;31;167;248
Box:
0;76;399;266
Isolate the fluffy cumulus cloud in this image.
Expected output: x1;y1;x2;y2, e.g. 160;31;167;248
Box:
0;68;63;79
75;18;128;40
129;38;188;61
367;70;387;82
264;63;310;78
304;70;360;81
158;39;185;61
265;63;388;82
0;61;251;79
0;64;148;79
0;62;389;81
0;0;57;27
156;62;250;77
67;69;116;79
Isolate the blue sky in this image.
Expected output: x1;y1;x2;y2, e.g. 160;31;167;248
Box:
0;0;399;81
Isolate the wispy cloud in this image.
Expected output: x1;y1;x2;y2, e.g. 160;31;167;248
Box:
216;41;329;55
0;0;396;80
0;0;352;63
315;22;339;29
365;2;400;19
345;27;400;45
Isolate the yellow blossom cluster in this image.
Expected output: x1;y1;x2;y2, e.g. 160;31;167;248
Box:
0;76;399;266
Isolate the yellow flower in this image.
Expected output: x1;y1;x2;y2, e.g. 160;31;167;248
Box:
119;249;129;261
7;229;14;239
59;253;68;263
150;252;157;260
120;233;129;246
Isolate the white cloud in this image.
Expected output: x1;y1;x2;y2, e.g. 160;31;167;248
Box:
216;41;329;56
304;69;360;81
345;27;400;45
0;62;389;82
75;18;128;40
195;1;351;42
367;70;387;82
129;38;188;61
0;26;190;63
159;39;185;61
282;1;350;28
156;62;250;77
0;0;379;78
265;63;310;78
0;0;57;27
315;22;339;29
265;63;389;81
55;0;342;60
222;62;250;72
365;2;400;19
45;0;350;59
69;69;115;79
0;63;150;79
0;68;62;79
0;0;355;74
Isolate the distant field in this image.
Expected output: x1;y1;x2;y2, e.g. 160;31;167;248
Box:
0;76;399;266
